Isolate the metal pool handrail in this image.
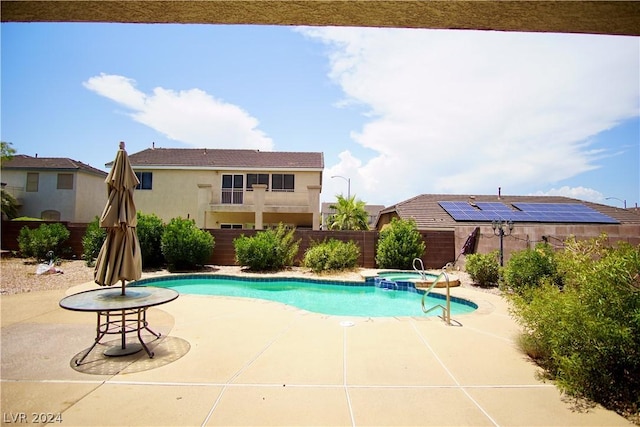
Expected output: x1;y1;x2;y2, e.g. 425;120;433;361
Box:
415;258;452;325
421;271;452;325
412;257;427;281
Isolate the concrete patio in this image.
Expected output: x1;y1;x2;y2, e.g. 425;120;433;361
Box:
1;279;632;426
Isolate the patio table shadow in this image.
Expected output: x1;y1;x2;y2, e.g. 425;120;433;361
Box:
70;335;190;375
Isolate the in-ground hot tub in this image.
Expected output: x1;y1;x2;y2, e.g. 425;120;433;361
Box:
376;270;461;288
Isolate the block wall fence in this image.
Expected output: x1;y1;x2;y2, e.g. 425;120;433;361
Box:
1;221;453;268
3;221;638;270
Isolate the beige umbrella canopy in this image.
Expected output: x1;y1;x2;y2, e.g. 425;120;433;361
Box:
94;141;142;295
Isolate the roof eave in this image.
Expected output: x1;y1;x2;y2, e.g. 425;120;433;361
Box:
123;165;324;172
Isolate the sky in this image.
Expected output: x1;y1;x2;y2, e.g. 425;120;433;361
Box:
2;23;638;208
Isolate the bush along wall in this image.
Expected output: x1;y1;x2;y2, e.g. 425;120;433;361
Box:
234;223;299;271
161;217;214;272
506;235;640;420
303;238;360;273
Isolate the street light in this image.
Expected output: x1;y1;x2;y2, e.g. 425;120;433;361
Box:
605;197;627;209
492;219;514;267
331;175;351;199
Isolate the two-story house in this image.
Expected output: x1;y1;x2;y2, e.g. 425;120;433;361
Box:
122;147;324;230
1;155;108;222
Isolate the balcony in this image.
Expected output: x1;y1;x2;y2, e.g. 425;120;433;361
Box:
210;190;311;213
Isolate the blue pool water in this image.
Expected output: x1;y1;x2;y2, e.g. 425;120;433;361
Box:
136;275;477;318
377;271;433;282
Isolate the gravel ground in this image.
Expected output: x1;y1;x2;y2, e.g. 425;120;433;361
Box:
0;256;500;296
1;257;94;295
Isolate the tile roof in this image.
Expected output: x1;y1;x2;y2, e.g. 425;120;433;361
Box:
123;148;324;169
377;194;640;227
1;155;107;177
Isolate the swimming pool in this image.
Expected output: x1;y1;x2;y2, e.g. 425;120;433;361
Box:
135;275;477;318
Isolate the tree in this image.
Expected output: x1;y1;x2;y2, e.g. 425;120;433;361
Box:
1;189;19;219
1;141;16;163
326;194;369;230
1;141;19;219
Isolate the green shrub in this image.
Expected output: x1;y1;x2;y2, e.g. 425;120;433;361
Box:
18;223;70;261
465;251;500;286
509;236;640;418
160;217;214;272
375;218;425;269
303;239;360;273
234;223;299;271
82;216;106;267
137;212;165;269
1;189;19;219
502;243;561;298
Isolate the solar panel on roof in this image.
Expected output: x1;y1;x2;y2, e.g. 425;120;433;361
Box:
512;203;618;223
438;201;515;222
439;201;619;224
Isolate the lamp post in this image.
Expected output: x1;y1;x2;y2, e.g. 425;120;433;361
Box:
492;219;513;266
331;175;351;199
605;197;627;209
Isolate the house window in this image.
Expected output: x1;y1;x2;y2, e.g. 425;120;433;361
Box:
220;224;243;229
221;174;243;204
57;173;74;190
272;174;294;192
26;173;39;192
135;172;153;190
246;173;269;191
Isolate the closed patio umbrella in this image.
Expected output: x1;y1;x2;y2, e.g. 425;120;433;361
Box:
94;141;142;295
460;227;480;256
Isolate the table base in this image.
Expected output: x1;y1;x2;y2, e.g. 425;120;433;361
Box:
75;308;161;366
104;343;143;357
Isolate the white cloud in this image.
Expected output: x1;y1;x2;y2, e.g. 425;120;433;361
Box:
303;28;639;205
323;150;362;199
530;186;605;203
83;73;273;150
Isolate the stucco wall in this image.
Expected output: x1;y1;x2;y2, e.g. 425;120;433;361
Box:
133;169;211;222
134;168;322;228
2;170;75;220
2;169;106;222
74;171;107;222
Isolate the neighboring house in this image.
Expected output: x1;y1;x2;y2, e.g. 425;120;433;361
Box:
376;193;640;266
120;147;324;230
320;202;385;230
1;155;108;222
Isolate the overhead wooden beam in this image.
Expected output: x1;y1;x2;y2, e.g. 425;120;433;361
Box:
2;1;639;36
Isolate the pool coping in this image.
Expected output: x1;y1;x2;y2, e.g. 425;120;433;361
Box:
65;268;494;319
135;272;477;311
2;274;631;426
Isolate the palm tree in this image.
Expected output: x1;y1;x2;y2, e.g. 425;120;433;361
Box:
326;195;369;230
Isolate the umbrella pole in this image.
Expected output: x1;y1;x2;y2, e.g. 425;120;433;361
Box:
121;279;126;349
121;309;126;349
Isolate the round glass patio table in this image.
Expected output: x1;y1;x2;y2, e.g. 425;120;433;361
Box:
60;286;179;365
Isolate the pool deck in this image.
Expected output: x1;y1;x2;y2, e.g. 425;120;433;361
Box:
1;276;633;426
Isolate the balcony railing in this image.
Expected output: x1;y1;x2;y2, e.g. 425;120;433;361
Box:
221;189;243;204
